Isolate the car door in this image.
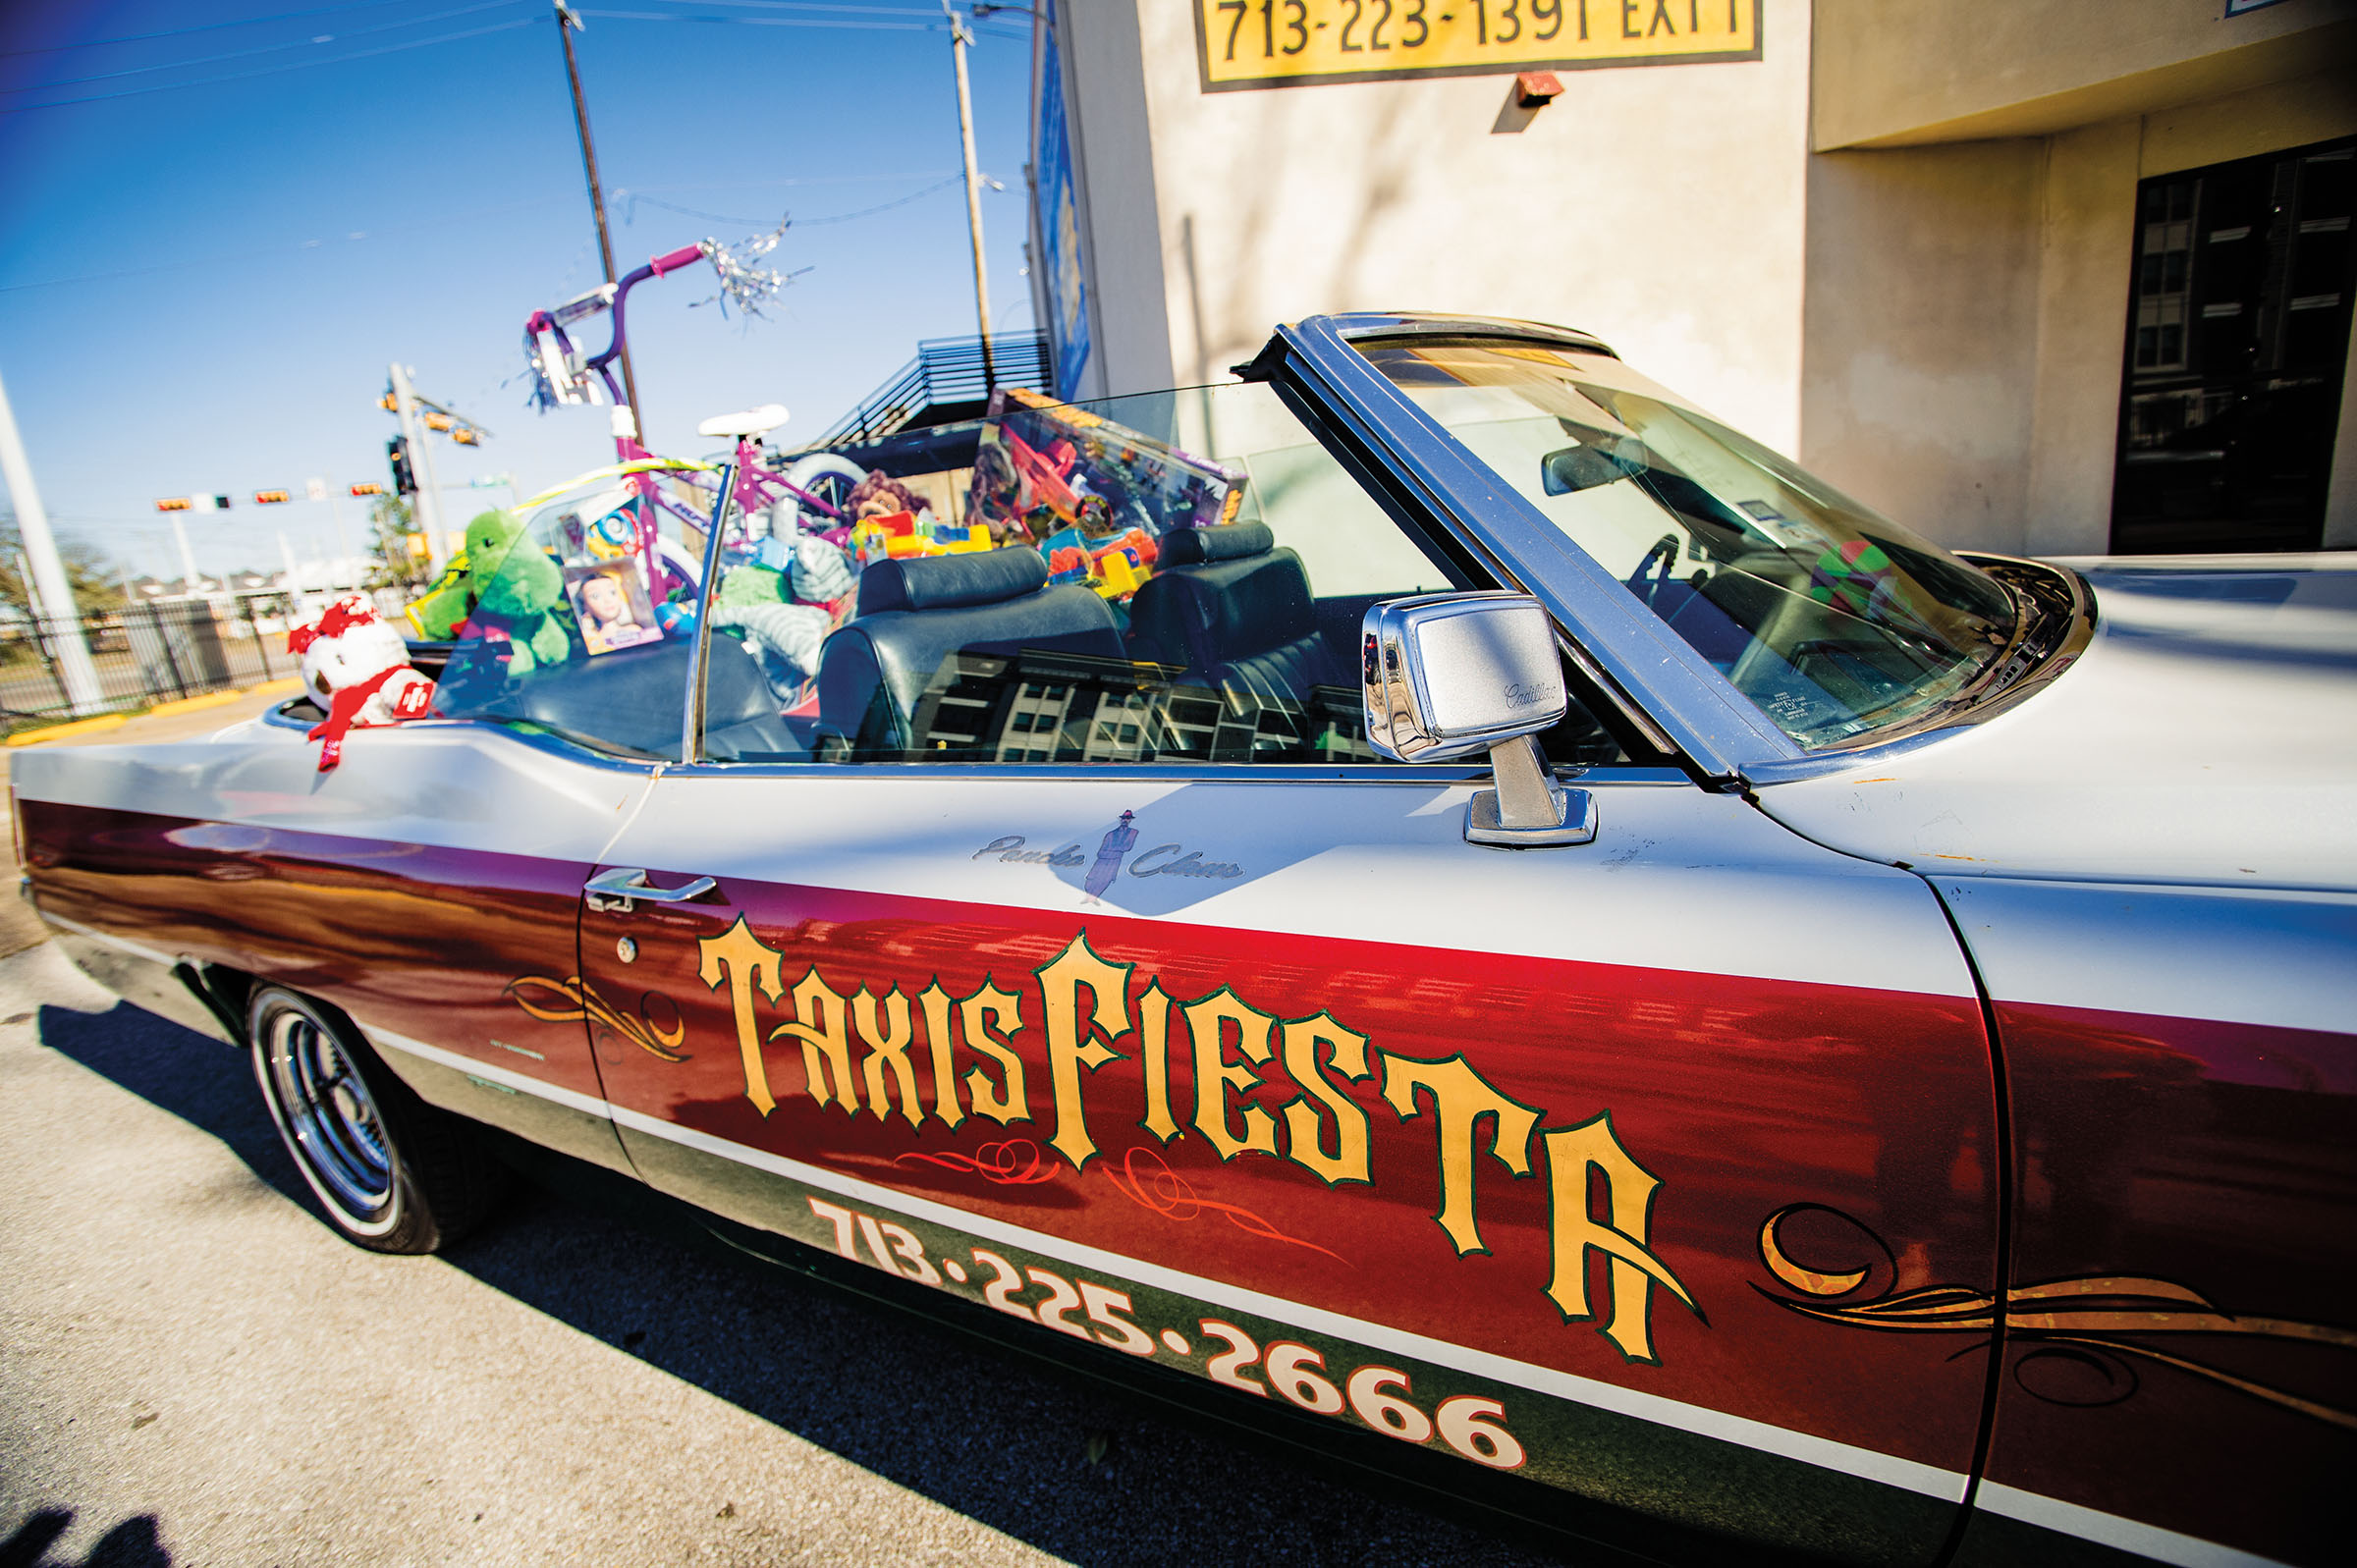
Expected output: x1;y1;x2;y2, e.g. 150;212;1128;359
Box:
564;368;2001;1565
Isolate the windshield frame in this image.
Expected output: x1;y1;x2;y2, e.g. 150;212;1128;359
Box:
1255;312;2062;783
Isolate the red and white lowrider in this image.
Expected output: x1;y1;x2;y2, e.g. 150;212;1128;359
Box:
17;316;2354;1567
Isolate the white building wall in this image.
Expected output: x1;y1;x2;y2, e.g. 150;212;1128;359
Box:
1065;0;1818;455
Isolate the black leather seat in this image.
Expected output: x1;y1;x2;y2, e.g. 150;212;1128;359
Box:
1126;522;1350;706
817;548;1123;757
445;632;794;759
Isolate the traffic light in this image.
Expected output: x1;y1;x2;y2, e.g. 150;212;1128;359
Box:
421;411;452;432
253;489;291;505
451;427;479;446
388;436;414;495
378;393;398;411
154;497;191;512
349;482;385;498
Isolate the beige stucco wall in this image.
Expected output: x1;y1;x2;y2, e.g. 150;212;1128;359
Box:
1065;0;1818;454
1798;142;2047;552
1056;2;2357;557
1814;0;2357;149
1795;60;2357;556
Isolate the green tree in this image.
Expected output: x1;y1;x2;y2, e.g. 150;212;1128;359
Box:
364;494;431;592
0;511;127;617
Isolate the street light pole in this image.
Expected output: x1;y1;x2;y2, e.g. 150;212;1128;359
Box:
948;4;996;393
389;362;446;573
554;3;643;425
0;364;103;713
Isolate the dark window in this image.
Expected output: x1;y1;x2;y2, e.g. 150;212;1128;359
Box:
2111;136;2357;554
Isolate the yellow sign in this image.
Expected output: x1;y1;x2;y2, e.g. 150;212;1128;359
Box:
1195;0;1758;89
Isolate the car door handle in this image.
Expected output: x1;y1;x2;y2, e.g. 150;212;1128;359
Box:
584;867;719;913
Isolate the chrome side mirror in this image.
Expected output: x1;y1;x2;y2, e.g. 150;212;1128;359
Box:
1362;592;1597;848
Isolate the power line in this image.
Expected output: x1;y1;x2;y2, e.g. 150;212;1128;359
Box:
0;1;411;60
0;16;535;114
623;174;963;228
577;10;932;28
638;1;941;13
0;0;520;95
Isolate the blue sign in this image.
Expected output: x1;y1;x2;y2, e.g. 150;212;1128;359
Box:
1036;10;1091;401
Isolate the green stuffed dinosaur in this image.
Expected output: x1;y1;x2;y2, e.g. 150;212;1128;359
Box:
452;509;572;677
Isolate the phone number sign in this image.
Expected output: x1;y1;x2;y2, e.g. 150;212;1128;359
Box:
1194;0;1760;90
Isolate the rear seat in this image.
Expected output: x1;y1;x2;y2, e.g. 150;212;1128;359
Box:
816;548;1123;757
1125;521;1351;706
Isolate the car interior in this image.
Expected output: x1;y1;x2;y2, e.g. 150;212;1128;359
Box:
366;389;1631;770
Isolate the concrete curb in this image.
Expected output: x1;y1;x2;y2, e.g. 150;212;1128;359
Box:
4;713;126;747
7;677;303;748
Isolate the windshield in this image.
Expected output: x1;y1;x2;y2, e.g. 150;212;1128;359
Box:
1356;339;2022;747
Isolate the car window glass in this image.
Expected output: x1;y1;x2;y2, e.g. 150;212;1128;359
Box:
693;378;1627;768
429;481;710;759
1354;341;2022;748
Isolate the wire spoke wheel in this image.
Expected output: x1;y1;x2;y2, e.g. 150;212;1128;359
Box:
247;986;498;1253
264;1008;393;1219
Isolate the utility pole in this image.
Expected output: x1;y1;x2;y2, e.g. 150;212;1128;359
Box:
388;362;447;573
948;3;996;393
554;3;643;424
312;477;356;589
170;509;200;594
0;365;103;712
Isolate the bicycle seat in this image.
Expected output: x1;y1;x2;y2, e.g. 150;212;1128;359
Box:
696;403;789;440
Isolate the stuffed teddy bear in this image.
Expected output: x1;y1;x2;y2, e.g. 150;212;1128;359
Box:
287;593;436;771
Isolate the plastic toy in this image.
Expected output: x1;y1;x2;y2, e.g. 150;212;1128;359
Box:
404;554;473;640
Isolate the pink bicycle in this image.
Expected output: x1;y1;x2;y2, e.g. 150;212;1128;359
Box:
522;243;868;596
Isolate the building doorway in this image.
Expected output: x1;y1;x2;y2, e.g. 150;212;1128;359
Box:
2110;136;2355;554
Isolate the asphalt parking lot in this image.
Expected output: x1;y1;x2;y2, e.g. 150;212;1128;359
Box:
0;932;1576;1568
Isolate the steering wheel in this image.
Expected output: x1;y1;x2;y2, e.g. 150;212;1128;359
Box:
1625;534;1680;608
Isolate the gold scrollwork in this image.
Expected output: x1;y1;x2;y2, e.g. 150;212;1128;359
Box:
1757;1204;2357;1431
505;974;688;1063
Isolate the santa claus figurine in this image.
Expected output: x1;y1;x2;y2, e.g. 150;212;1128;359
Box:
286;593;436;771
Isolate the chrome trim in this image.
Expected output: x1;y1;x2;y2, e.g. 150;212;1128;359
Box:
583;865;719;913
1467;773;1598;849
41;911;180;969
650;757;1692;785
1332;311;1618;359
358;1012;1966;1501
682;460;736;765
1361;592;1567;763
1268;314;1807;784
1737;556;2098;786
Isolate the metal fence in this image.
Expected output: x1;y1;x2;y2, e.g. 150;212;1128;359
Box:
0;593;302;736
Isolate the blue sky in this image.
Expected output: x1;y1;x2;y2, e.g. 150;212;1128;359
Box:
0;0;1037;583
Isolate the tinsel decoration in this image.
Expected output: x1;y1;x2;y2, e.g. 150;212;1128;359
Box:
695;226;803;320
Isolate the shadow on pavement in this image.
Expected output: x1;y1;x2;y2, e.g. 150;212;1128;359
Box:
33;1000;1568;1568
0;1509;172;1568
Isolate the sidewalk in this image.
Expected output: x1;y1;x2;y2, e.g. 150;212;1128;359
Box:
0;681;301;958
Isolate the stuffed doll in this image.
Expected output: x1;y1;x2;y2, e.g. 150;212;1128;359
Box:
455;509;572;677
287;593;436;771
709;536;855;703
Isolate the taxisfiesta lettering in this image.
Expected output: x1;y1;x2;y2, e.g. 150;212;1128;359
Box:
695;922;1701;1364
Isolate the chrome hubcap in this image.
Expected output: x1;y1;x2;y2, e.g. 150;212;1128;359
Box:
266;1010;392;1216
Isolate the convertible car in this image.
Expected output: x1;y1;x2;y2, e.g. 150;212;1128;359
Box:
14;314;2353;1567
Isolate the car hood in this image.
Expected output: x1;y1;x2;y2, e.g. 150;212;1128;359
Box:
1752;555;2357;892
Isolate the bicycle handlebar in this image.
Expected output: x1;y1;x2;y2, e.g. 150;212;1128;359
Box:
577;242;714;379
